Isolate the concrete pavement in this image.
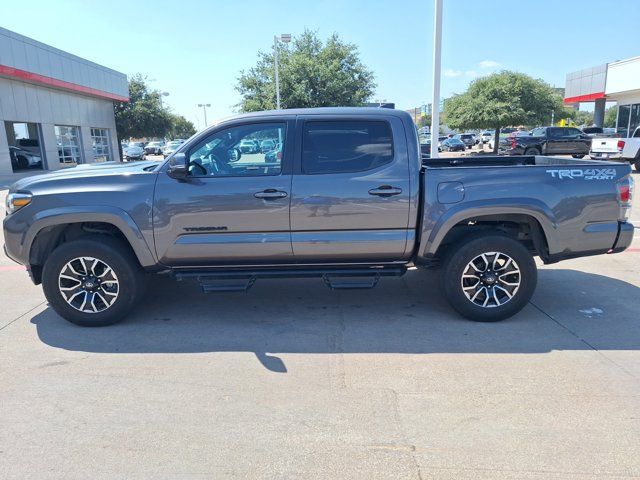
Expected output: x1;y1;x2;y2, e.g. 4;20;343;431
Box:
0;176;639;479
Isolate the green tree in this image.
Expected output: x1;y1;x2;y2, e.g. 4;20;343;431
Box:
443;71;563;152
168;114;196;139
417;114;432;128
604;106;617;128
114;74;172;141
236;30;376;112
573;110;594;127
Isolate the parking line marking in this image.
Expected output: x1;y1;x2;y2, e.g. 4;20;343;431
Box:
0;265;25;271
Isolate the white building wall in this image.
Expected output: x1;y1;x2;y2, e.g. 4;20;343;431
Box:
0;77;120;175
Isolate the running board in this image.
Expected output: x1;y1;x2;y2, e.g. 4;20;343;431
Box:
172;267;406;293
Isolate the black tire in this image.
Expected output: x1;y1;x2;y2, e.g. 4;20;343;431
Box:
572;154;585;159
442;234;537;322
42;236;146;327
634;159;640;172
524;147;541;156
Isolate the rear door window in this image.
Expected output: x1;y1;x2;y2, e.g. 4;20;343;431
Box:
302;120;393;174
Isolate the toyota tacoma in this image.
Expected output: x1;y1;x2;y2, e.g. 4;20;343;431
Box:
3;108;635;326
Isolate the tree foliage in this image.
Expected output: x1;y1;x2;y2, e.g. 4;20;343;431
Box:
604;106;617;128
572;110;594;127
114;74;172;140
167;114;196;139
236;30;376;112
443;71;561;132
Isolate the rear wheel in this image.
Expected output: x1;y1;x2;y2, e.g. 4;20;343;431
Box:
442;234;537;322
42;236;145;327
634;159;640;172
524;147;541;156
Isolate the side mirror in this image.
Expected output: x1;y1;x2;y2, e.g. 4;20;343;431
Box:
167;152;188;179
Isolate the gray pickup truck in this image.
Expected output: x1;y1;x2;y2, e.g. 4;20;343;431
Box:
3;108;635;326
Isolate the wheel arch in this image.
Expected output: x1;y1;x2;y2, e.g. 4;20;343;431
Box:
420;204;555;263
27;208;156;283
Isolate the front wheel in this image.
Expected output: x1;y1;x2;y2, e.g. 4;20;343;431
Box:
442;234;537;322
572;154;585;159
42;236;146;326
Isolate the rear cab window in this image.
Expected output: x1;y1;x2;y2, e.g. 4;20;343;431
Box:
302;120;394;174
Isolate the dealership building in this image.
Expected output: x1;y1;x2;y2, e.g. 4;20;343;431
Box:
0;27;128;176
564;56;640;137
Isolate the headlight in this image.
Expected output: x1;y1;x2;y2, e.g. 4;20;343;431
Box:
6;192;32;214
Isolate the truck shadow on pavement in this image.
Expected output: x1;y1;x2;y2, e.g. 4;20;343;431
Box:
30;268;640;372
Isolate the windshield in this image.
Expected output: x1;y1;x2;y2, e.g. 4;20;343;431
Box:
128;143;143;148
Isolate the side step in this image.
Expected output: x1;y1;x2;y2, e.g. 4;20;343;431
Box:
173;266;406;293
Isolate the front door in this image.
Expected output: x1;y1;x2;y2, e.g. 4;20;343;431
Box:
153;120;293;267
289;116;412;263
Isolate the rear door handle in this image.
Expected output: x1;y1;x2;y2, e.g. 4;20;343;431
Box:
254;189;288;199
368;185;402;197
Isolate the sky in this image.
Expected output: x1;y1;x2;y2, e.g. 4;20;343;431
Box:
2;0;640;128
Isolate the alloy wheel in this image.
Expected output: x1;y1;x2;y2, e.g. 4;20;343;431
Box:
58;256;119;313
460;252;521;308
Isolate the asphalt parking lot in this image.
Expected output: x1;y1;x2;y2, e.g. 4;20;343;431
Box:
1;172;639;479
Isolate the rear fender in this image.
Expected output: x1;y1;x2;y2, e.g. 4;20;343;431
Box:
420;200;557;258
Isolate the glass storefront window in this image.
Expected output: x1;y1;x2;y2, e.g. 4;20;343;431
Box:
617;104;631;138
55;125;82;166
91;128;111;162
628;104;640;138
4;121;44;173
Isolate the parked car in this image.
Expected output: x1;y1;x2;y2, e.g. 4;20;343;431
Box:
123;143;146;161
419;140;441;157
500;127;591;157
239;139;260;154
2;108;634;328
260;139;276;153
162;141;183;158
9;146;42;170
441;138;466;152
265;144;283;162
454;133;476;149
590;126;640;171
144;141;165;155
480;130;495;143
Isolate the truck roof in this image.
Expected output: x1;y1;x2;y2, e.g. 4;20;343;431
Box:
217;107;412;123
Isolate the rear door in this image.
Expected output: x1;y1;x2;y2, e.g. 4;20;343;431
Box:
545;127;568;154
566;127;590;154
153;118;294;266
289;115;412;262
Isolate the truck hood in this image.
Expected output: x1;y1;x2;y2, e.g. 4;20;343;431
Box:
10;161;160;193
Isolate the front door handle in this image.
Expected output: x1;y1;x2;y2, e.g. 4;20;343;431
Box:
368;185;402;197
254;189;288;199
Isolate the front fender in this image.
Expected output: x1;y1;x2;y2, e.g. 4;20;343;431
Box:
420;199;558;258
22;206;156;267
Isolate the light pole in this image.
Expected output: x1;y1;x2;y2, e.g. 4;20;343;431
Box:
159;91;169;109
198;103;211;126
430;0;443;158
274;33;292;109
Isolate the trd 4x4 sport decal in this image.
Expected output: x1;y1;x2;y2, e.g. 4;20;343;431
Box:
546;168;616;180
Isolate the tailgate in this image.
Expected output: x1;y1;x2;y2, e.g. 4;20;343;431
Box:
590;138;619;153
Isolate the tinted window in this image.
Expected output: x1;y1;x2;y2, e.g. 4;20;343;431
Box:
188;122;285;177
302;121;393;174
547;128;564;139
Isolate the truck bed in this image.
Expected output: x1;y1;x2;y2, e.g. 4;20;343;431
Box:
417;154;632;263
421;154;618;168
